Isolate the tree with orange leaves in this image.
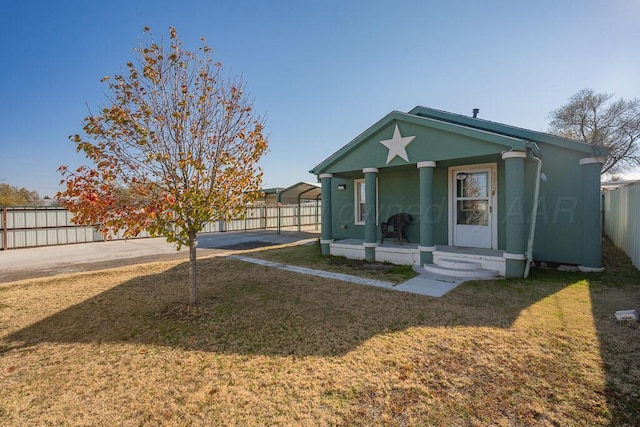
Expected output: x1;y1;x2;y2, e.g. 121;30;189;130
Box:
57;27;268;307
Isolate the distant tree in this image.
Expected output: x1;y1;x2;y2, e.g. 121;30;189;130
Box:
0;183;43;207
548;88;640;174
42;196;62;207
57;27;268;307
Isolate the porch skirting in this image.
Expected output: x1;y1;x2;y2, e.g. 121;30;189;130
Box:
329;240;506;276
330;239;419;264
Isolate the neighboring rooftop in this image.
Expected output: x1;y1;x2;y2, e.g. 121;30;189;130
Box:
602;179;640;189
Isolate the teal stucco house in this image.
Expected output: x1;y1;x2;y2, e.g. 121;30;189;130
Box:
310;106;608;278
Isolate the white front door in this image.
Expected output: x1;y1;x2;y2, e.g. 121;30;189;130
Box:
451;165;496;249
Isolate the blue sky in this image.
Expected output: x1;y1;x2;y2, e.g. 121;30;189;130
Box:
1;0;639;197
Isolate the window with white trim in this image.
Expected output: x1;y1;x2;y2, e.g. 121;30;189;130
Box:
354;178;378;225
355;179;366;225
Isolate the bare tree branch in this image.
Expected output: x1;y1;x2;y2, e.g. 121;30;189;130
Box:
548;89;640;174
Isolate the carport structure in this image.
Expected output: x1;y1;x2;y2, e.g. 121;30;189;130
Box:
267;182;321;234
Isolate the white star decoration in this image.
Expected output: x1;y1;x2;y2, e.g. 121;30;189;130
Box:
379;125;416;164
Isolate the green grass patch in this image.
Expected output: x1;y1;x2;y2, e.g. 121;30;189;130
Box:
249;239;417;283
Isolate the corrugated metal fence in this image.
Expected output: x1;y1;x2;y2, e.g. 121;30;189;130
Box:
603;182;640;269
0;203;320;250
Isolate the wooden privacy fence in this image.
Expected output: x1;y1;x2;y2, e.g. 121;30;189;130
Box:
0;203;320;250
603;182;640;269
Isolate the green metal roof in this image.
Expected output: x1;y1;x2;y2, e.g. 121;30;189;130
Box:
409;106;606;155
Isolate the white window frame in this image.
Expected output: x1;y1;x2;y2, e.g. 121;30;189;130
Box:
354;178;379;225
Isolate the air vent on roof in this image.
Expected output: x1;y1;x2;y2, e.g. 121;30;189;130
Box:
472;108;480;118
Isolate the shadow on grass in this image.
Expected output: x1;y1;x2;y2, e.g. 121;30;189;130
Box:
3;255;572;358
587;238;640;426
3;240;639;422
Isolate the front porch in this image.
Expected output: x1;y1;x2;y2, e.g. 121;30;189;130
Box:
329;239;506;276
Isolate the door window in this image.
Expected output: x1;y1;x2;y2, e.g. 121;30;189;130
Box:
456;172;489;226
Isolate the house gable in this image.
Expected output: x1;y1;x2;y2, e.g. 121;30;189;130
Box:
311;111;527;175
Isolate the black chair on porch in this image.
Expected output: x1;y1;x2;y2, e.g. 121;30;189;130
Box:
380;213;411;244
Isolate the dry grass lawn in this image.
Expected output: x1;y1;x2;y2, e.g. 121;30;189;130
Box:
1;240;639;426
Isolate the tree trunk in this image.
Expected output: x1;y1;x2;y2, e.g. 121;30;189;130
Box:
188;234;198;307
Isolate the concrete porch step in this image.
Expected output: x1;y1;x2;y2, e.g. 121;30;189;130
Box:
436;257;483;271
423;262;500;279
